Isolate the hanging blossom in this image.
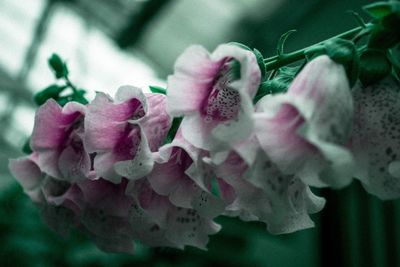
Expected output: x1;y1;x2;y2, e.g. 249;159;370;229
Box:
30;99;89;182
84;85;171;183
147;130;225;218
127;179;221;250
166;43;261;153
9;154;83;236
254;55;354;188
210;137;325;234
351;77;400;200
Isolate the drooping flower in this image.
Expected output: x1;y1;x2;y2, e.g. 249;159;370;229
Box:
8;154;83;235
167;44;261;151
213;148;325;234
76;177;136;253
351;77;400;199
147;131;225;218
254;55;354;188
127;179;221;249
30;99;89;182
84;86;171;183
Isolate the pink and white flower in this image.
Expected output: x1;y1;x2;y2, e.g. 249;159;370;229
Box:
30;99;89;182
213;149;325;234
254;55;354;188
9;154;82;235
127;179;221;249
147;131;225;218
351;77;400;199
167;44;261;151
84;85;171;183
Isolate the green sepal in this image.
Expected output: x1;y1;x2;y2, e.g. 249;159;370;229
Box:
253;48;266;79
363;1;400;20
359;48;391;86
253;66;298;104
149;85;166;95
48;53;69;79
22;138;32;154
324;38;359;87
368;23;400;49
163;117;183;144
57;89;88;106
33;84;67;106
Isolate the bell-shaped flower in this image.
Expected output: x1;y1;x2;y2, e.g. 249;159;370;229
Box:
213;149;325;234
351;77;400;200
9;154;82;235
167;44;261;151
84;86;171;183
147;131;225;218
76;177;136;253
30;99;89;182
127;179;221;250
254;55;354;188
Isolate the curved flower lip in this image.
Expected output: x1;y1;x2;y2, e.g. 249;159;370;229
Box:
84;85;171;183
30;99;89;181
167;43;261;150
9;154;45;203
147;131;225;218
351;78;400;200
254;55;354;188
127;179;221;250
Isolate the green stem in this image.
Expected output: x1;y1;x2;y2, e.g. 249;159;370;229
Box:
264;23;373;71
65;75;78;94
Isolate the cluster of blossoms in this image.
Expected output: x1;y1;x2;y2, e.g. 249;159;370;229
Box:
9;41;400;253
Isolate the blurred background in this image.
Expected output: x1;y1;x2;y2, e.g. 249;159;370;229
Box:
0;0;399;266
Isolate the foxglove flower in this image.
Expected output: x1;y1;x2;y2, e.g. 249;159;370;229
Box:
30;99;89;182
76;177;136;253
352;77;400;199
9;154;82;235
147;131;225;218
167;44;261;151
84;86;171;183
213;149;325;234
254;55;354;188
127;179;221;249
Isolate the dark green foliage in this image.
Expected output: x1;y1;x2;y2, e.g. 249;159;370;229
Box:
324;38;359;87
48;53;69;79
149;86;166;95
33;84;67;106
359;49;391;86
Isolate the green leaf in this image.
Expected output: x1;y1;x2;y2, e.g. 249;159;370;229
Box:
163;117;183;144
324;38;359;87
33;84;67;106
368;23;400;49
359;48;391;86
48;53;68;79
363;2;400;19
277;29;296;55
253;48;266;79
149;85;166;95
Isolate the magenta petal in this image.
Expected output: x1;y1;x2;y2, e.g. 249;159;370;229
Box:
167;45;219;116
140;93;172;151
31;99;86;179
